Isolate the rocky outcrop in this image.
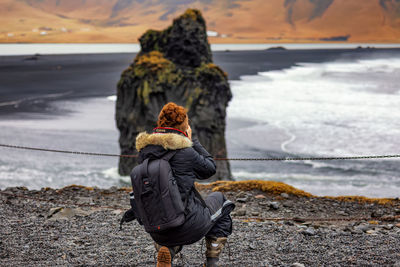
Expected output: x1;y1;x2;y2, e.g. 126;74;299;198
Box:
116;9;232;180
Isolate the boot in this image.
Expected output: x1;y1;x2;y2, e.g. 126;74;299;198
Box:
154;242;182;267
204;236;227;267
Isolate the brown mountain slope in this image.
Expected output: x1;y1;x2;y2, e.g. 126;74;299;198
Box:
1;0;400;43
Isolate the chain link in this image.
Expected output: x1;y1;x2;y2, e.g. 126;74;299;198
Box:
0;143;138;158
1;143;399;161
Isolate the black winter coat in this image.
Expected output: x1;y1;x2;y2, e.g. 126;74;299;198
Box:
135;131;216;246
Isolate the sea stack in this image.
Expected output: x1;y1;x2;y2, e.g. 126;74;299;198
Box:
116;9;232;181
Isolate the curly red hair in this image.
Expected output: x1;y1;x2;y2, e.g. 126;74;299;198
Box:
157;102;188;132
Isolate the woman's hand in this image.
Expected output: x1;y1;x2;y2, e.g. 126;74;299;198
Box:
186;125;192;140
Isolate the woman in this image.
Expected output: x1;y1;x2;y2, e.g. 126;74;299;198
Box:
134;102;235;267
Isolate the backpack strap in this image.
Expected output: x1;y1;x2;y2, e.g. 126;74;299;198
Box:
162;150;178;161
119;208;136;231
139;151;175;177
159;150;208;211
162;150;194;214
140;158;150;177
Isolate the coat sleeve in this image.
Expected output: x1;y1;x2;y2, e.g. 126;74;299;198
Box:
190;138;217;179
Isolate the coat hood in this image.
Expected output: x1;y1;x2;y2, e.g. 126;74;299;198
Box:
135;132;193;152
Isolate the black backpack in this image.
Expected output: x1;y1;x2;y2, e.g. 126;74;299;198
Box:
129;150;187;233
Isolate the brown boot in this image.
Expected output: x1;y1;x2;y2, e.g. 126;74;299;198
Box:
154;242;182;267
204;236;227;267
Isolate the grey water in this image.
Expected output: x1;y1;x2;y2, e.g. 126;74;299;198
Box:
0;45;400;197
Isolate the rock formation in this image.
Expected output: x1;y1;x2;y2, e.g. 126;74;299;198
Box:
116;9;232;181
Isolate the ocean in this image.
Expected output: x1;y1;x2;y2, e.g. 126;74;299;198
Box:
226;57;400;197
0;44;399;197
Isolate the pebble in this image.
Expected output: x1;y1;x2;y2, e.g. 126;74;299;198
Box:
236;192;246;198
383;224;393;230
255;194;266;199
235;208;247;216
249;242;257;250
280;193;289;198
48;207;63;218
355;224;370;233
144;245;154;252
381;215;396;221
291;263;305;267
302;227;316;236
371;210;384;218
237;197;248;203
76;197;94;205
341;231;351;236
366;230;378;235
269;202;279;210
263;260;272;267
351;228;363;235
112;210;123;215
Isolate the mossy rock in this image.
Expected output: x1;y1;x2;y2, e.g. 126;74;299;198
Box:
134;51;174;74
116;9;231;180
196;180;397;205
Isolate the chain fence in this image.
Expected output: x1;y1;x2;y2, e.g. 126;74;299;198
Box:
1;143;399;222
1;143;400;161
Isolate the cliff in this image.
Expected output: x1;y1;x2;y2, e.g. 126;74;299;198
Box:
116;9;232;180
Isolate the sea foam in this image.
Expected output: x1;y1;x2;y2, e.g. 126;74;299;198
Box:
228;56;400;158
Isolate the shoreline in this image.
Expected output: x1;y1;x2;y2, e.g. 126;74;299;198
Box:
1;47;400;116
1;182;399;266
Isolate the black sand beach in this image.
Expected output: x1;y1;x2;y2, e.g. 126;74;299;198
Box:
2;48;400;115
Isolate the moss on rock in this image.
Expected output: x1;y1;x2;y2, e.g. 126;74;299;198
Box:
195;180;397;205
179;8;205;23
325;195;395;205
196;180;312;197
134;51;173;74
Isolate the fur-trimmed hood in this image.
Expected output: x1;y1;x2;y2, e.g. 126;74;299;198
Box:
136;132;193;152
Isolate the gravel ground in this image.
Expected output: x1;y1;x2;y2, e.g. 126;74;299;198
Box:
1;185;400;266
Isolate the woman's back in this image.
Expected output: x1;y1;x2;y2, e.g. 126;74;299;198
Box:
136;131;216;246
